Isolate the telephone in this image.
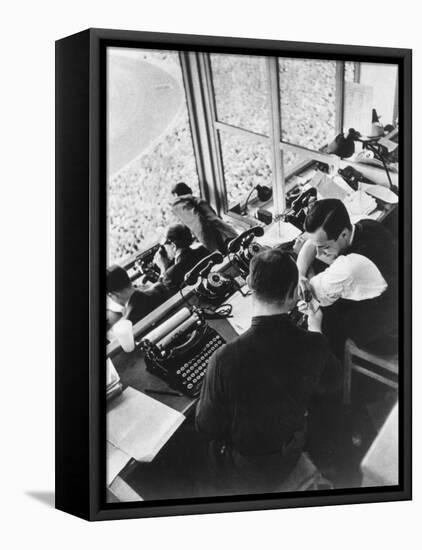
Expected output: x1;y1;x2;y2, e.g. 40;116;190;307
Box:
338;165;376;191
283;187;317;230
139;307;226;397
227;226;265;278
184;251;235;302
132;243;161;284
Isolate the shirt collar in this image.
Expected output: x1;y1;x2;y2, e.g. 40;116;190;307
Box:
349;224;356;246
251;313;292;327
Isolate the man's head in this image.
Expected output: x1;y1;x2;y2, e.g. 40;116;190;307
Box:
107;265;132;305
248;248;299;311
171;182;192;197
164;224;193;258
304;199;352;263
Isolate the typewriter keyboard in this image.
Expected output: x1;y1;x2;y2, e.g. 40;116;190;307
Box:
173;331;226;397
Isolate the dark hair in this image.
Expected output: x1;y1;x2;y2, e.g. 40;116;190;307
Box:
304;199;351;240
249;249;298;304
166;224;193;249
107;265;131;293
171;182;192;196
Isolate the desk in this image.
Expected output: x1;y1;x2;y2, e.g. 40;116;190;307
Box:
107;293;241;502
107;198;397;501
361;402;398;487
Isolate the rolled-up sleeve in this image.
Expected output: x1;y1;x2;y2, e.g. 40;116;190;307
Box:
310;253;388;306
195;350;229;441
310;255;355;306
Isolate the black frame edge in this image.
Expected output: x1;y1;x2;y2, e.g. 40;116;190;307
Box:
55;28;412;521
55;29;92;521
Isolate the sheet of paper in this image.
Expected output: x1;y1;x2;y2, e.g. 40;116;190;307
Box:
255;221;301;248
107;387;185;462
309;171;350;201
226;290;253;335
106;441;132;486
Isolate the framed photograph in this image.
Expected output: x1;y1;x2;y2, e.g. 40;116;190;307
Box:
55;28;412;521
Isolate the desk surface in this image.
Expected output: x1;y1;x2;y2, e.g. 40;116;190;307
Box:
111;310;239;416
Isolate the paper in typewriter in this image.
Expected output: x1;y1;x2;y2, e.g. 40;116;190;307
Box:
107;387;185;463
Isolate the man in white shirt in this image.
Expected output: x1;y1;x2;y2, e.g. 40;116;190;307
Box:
297;199;398;357
309;253;388;307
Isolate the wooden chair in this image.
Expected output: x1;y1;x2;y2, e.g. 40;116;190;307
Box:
343;338;398;405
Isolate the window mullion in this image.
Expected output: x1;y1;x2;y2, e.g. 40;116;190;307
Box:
335;61;345;134
266;57;286;219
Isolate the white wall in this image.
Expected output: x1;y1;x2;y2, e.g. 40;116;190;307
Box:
1;1;419;549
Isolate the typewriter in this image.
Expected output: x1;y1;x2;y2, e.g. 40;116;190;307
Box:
139;307;226;397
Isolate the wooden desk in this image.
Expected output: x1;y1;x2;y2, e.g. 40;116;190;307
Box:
107;301;240;502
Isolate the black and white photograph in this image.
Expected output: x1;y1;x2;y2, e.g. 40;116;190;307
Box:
104;43;406;505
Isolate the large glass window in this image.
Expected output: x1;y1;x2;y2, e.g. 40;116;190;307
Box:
219;133;272;208
210;54;270;136
278;57;337;151
107;48;199;265
344;62;398;136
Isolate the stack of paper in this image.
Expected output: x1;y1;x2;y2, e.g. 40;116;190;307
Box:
255;221;301;248
344;188;377;223
107;387;185;463
106;358;122;401
106;441;132;486
226;290;253;335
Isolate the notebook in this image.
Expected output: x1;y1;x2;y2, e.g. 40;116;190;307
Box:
107;386;185;463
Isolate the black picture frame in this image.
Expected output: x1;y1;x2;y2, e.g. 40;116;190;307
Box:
55;28;412;521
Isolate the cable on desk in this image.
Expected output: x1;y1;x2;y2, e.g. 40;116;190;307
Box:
179;286;194;310
202;303;233;320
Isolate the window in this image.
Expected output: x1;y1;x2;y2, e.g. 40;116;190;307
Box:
107;48;199;265
219;133;272;208
278;57;337;151
210;54;270;136
344;62;398;135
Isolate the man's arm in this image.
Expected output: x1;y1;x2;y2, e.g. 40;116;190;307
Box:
296;238;317;278
195;351;229;441
296;238;318;301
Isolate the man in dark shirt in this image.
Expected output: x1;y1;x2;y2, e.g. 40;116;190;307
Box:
154;223;209;294
171;182;238;253
106;265;161;327
195;249;340;495
297;198;398;356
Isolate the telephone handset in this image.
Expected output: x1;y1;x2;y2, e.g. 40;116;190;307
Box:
140;307;226;396
184;251;235;302
133;244;161;283
227;226;265;278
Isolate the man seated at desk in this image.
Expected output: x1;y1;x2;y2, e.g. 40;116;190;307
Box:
153;223;209;296
106;265;162;328
195;248;340;495
297;198;398;357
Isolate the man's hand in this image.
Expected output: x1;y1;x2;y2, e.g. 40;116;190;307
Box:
298;299;323;333
154;246;170;274
298;275;313;303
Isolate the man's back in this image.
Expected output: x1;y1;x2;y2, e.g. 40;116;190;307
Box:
196;314;339;457
172;195;237;252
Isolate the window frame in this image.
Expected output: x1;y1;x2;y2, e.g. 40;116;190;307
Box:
197;53;398;223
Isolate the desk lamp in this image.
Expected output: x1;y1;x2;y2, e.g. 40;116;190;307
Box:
241;184;273;215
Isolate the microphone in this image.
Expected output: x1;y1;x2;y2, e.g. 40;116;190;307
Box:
184;251;224;286
227;226;264;254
